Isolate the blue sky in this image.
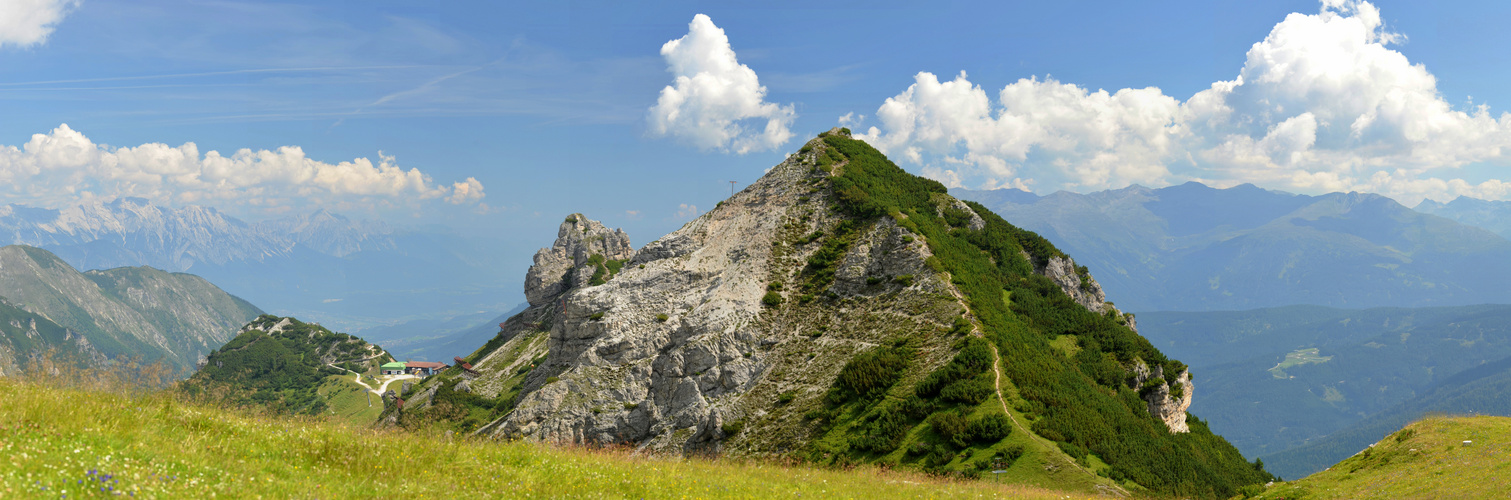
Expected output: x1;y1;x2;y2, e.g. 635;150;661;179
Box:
4;0;1511;253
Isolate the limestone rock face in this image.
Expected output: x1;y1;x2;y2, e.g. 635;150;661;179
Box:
1041;255;1108;313
480;135;963;454
938;197;986;231
1154;370;1194;433
524;215;635;307
1129;360;1192;433
494;174;803;447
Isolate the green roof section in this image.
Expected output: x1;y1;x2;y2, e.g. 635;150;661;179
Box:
380;362;406;370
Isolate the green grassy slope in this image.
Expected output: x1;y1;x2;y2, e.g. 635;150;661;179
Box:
316;372;386;426
1254;416;1511;499
780;132;1271;498
0;376;1098;499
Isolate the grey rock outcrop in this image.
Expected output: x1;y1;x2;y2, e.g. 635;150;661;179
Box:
523;215;635;307
1041;255;1108;313
478;133;963;453
1130;360;1192;433
938;197;986;231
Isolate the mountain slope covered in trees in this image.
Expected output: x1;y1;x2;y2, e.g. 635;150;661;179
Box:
182;315;392;415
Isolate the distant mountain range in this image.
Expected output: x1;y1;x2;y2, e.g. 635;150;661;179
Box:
0;198;517;330
954;182;1511;311
0;245;262;375
1414;196;1511;240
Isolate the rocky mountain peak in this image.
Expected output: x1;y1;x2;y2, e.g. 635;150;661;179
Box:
404;132;1269;497
522;213;634;307
476;135;963;451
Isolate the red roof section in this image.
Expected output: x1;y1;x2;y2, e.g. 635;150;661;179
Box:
406;361;448;369
453;357;477;373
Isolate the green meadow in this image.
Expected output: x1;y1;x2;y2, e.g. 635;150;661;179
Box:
0;374;1098;499
1255;415;1511;499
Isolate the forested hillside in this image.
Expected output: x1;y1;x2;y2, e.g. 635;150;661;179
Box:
182;315;391;415
807;132;1271;496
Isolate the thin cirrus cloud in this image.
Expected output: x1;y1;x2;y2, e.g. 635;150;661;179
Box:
0;124;485;212
0;0;78;49
851;0;1511;205
647;14;795;154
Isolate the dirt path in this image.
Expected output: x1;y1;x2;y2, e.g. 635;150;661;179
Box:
988;341;1128;497
935;269;1128;496
374;374;419;394
329;363;415;396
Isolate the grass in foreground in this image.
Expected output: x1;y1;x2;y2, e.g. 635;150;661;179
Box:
0;376;1103;499
1255;415;1511;499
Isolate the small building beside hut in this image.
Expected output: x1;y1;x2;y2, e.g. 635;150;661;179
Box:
406;361;448;376
381;361;407;375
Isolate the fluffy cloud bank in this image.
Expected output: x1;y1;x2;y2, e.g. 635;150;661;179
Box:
0;0;78;48
853;0;1511;204
0;124;486;211
648;14;795;154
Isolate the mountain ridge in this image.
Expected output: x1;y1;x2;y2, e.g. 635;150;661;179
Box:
0;244;262;374
390;130;1271;498
953;182;1511;311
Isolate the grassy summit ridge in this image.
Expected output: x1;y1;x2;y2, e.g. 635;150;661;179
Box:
809;131;1272;497
1254;416;1511;499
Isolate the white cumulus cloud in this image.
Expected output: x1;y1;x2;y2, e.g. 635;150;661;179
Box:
0;0;79;48
853;0;1511;205
0;124;487;212
648;14;795;154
